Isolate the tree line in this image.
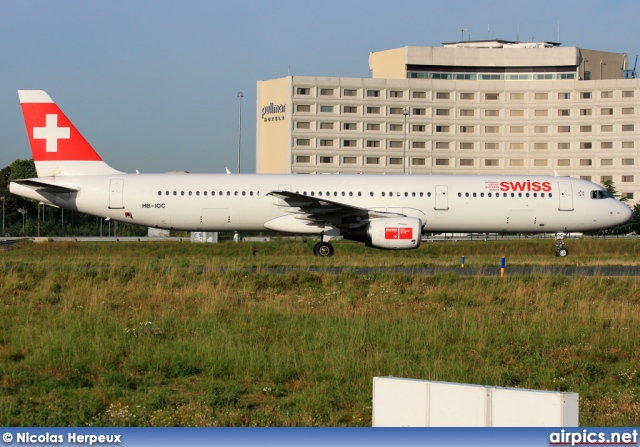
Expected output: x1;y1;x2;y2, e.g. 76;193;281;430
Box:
1;158;639;237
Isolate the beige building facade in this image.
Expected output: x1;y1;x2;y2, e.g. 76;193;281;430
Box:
256;41;640;203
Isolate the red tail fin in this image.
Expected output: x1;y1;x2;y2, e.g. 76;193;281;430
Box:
18;90;122;177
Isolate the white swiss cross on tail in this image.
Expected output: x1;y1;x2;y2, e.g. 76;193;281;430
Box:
33;114;70;152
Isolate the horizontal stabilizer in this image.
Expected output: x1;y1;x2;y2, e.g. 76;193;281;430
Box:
11;179;79;194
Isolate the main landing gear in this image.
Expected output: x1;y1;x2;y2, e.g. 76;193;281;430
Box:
555;232;569;257
313;241;334;257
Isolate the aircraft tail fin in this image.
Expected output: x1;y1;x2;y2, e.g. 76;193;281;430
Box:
18;90;123;177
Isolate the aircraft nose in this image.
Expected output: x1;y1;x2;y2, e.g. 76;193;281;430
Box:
615;202;633;225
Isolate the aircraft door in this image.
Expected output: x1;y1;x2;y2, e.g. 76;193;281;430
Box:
558;181;574;211
109;179;124;209
435;185;449;210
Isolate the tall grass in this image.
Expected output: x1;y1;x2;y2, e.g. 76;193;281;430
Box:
0;240;639;426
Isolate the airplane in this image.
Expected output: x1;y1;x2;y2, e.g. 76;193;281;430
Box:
8;90;632;257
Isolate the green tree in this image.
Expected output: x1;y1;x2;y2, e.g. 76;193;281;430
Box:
602;179;627;202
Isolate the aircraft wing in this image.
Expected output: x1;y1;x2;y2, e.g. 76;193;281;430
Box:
268;190;405;227
11;179;80;194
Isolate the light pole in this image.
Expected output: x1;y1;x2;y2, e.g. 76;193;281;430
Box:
17;206;26;236
403;107;409;174
237;92;244;174
1;196;4;237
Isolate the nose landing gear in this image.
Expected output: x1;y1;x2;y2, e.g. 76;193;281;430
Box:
555;232;569;257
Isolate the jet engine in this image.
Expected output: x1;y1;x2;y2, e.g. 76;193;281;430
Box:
344;217;422;250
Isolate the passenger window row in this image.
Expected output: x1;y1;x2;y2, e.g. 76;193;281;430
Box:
458;192;553;198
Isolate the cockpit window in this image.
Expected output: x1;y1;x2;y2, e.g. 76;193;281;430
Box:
591;190;614;199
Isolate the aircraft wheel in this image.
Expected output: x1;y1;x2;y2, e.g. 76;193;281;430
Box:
314;241;334;257
556;247;569;257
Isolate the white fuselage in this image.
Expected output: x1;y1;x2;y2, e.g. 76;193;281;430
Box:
10;173;631;234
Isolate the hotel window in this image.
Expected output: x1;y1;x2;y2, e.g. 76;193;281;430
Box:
412;141;426;149
622;176;635;182
435;159;450;166
534;159;548;167
319;156;333;164
366;90;380;97
389;91;403;98
366;157;380;164
485;93;499;100
412;158;426;165
622;124;635;131
510;143;524;150
558;92;571;99
485;126;499;133
459;159;474;166
600;159;613;166
366;107;380;114
460;142;474;150
601;142;613;149
296;104;311;112
389;108;404;115
580;142;593;149
580;109;592;116
436;109;450;116
435;142;450;149
320;105;333;113
534;143;548;150
509;93;524;100
600;108;613;116
319;122;334;130
601;91;613;99
459;109;475;117
296;156;310;163
622;193;635;200
342;156;357;164
485;143;499;150
320;88;334;96
580;126;592;132
601;175;613;182
296;88;310;95
622;108;635;115
580;159;593;166
366;140;380;148
436;92;450;99
534;126;548;133
320;139;334;147
622;158;635;165
435;125;450;133
388;141;403;148
557;159;570;166
558;143;570;150
343;106;357;113
509;159;524;167
342;140;356;147
509;109;524;117
296;121;310;129
460;92;475;100
343;89;357;97
622;141;635;148
366;123;380;130
485;109;499;117
601;125;613;132
389;157;402;165
459;126;474;133
580;92;592;99
534;110;548;117
296;139;310;146
558;126;571;133
343;123;357;130
509;126;524;133
622;91;635;98
484;159;499;166
413;91;426;99
389;124;403;131
413;108;426;115
580;176;592;181
558;109;570;116
413;125;425;132
534;93;548;100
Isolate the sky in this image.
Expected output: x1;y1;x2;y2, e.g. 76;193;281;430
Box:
2;0;640;174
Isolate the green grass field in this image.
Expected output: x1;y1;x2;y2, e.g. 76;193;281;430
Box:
1;239;639;426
